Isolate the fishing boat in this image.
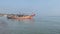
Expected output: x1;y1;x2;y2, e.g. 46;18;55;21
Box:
7;14;35;20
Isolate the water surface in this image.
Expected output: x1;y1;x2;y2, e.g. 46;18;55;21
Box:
0;16;60;34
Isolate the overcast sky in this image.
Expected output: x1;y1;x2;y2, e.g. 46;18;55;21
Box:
0;0;60;16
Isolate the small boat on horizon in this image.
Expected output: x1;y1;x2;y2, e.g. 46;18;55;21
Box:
7;13;35;20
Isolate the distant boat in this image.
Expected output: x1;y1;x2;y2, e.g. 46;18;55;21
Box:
7;13;35;20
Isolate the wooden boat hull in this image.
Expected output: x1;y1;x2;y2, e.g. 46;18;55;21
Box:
7;16;33;20
7;14;35;20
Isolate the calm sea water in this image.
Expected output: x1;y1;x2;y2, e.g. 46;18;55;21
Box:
0;16;60;34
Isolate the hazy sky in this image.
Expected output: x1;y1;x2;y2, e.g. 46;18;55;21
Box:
0;0;60;16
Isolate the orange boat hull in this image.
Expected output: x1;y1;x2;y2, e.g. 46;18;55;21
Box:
7;14;35;20
7;16;34;20
17;16;33;19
